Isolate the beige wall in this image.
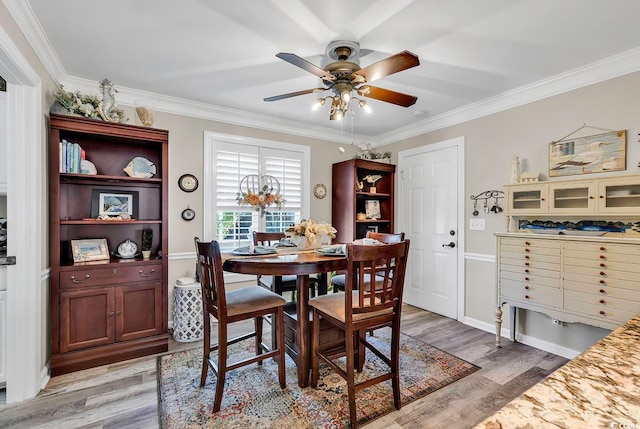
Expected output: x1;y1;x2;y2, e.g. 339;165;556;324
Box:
383;72;640;353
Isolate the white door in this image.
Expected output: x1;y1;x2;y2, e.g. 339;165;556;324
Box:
399;139;462;319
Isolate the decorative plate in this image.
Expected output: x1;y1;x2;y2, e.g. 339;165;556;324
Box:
116;239;138;258
123;156;156;178
181;207;196;221
313;183;327;199
179;174;199;192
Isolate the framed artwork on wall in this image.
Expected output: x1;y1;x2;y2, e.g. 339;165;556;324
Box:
549;130;626;177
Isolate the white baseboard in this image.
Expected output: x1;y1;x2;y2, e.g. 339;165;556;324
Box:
40;361;50;390
462;316;580;359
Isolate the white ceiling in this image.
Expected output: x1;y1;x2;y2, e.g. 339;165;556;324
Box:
14;0;640;144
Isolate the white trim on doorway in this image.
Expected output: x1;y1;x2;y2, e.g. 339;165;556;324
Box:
397;136;465;320
0;22;44;403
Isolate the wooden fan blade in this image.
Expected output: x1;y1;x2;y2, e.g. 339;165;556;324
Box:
276;53;336;82
354;50;420;83
361;85;417;107
263;88;327;102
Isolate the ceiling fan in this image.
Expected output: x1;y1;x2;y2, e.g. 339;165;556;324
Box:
264;40;420;120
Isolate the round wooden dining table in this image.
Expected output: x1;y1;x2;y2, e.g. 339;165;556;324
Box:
222;249;346;387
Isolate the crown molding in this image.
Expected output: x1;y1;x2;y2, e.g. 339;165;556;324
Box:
3;0;67;84
11;0;640;147
376;47;640;145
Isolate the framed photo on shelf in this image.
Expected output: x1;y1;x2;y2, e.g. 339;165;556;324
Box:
366;225;379;234
365;200;381;219
71;238;109;262
91;189;139;218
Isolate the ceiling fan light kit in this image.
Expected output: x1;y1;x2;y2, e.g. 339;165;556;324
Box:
264;40;420;121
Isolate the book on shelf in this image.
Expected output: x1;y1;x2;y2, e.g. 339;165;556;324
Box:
59;140;87;173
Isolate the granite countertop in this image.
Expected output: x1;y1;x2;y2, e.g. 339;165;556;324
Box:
475;315;640;428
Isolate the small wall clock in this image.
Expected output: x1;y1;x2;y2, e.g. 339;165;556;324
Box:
178;173;198;192
181;207;196;221
313;183;327;199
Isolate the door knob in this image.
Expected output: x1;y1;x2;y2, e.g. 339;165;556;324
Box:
442;242;456;248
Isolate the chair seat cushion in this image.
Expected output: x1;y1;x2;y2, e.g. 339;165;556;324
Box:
308;291;392;323
259;274;297;289
226;286;286;317
330;274;384;291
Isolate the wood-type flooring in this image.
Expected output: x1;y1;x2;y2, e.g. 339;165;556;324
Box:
0;305;568;428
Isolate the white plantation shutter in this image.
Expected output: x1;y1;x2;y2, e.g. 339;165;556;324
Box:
204;135;309;251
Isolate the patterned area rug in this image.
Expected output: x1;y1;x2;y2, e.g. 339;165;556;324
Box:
157;328;479;428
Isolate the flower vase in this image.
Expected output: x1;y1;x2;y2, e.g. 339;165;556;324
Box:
291;233;331;250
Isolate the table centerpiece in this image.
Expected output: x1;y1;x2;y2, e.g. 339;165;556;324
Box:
285;219;337;250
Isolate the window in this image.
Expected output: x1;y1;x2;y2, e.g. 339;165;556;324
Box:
204;132;310;252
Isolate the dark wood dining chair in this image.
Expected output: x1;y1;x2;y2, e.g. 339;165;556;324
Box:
331;231;405;293
253;231;317;300
194;237;287;413
309;240;410;428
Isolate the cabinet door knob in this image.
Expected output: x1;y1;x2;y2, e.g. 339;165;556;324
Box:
112;269;118;274
589;196;594;199
525;262;530;266
599;255;606;259
599;271;606;276
599;195;604;199
139;268;156;277
70;275;90;284
599;310;606;315
524;248;530;252
599;280;606;284
599;247;606;251
109;311;115;317
524;269;530;273
525;285;530;290
524;277;530;281
525;255;530;259
116;310;121;315
525;241;531;245
525;295;531;299
600;263;606;268
599;299;606;304
599;289;605;293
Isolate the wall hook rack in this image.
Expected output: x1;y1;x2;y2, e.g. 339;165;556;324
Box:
470;190;504;216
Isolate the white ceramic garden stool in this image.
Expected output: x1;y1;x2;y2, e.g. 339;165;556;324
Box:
173;279;204;342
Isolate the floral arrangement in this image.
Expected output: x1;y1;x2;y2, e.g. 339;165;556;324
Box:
53;85;128;123
285;219;336;248
236;185;285;217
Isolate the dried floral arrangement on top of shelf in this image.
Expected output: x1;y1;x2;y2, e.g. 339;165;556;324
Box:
52;79;128;123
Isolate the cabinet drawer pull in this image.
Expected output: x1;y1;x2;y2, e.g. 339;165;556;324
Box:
589;196;594;199
599;299;606;304
600;246;606;251
139;269;156;277
524;248;530;253
599;195;604;199
524;277;530;281
599;271;605;276
599;280;606;284
70;275;90;284
599;289;605;294
525;241;531;246
524;285;530;290
525;262;530;266
599;263;606;268
524;269;530;273
525;295;530;299
599;255;606;259
599;310;606;315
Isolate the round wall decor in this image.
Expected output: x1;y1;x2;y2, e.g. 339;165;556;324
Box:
313;183;327;199
178;173;198;192
181;207;196;221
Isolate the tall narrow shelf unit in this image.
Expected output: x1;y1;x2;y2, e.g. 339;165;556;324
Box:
332;159;395;243
49;114;169;375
